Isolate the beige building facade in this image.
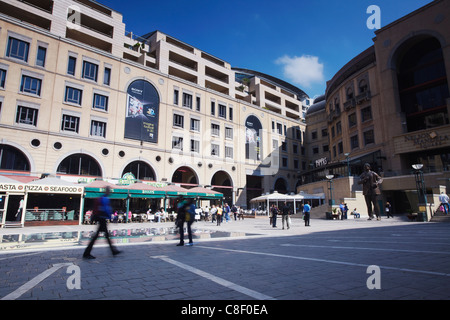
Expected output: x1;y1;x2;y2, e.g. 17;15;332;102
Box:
0;0;310;226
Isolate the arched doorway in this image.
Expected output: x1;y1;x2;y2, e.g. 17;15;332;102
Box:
171;166;198;188
211;170;233;204
122;161;156;181
397;36;449;132
57;153;102;177
274;177;288;194
0;144;30;172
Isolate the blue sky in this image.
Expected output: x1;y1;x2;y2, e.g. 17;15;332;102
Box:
99;0;432;99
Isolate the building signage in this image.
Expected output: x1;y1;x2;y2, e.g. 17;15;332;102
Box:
315;157;328;168
0;183;84;194
245;115;262;161
124;79;160;143
404;131;450;150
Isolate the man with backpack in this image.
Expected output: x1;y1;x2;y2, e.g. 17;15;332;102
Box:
83;186;121;259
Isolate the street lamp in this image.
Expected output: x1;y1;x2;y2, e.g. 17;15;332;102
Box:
412;164;427;221
326;174;335;207
344;153;351;177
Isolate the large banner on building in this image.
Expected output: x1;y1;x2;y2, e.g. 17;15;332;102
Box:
245;115;262;160
124;80;160;143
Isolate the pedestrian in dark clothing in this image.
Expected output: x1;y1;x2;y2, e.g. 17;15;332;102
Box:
83;187;121;259
176;198;195;246
385;202;393;218
358;163;383;220
271;204;278;228
281;202;290;230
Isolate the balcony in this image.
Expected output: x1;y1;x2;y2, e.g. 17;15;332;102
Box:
0;1;51;30
356;90;372;104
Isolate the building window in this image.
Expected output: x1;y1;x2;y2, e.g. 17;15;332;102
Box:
61;114;80;133
173;89;179;105
348;113;357;128
82;61;98;82
225;127;233;139
311;131;318;140
338;142;343;154
211;101;215;116
0;69;7;88
57;154;101;177
276;123;283;135
211;144;220;156
16;105;38;126
172;136;183;150
361;106;372;122
218;104;226;118
36;46;47;67
103;67;111;86
229;107;233;121
67;56;76;76
20;75;42;96
190;139;200;153
182;92;193;109
312;146;319;155
294;159;299;169
336;121;342;135
6;37;29;62
364;130;375;145
211;123;220;136
190;118;200;132
93;94;108;111
282;157;288;168
196;96;201;112
90;120;107;138
225;146;233;159
350;135;359;150
321;128;328;137
281;141;287;152
293;143;298;154
173;114;184;128
65;86;82;105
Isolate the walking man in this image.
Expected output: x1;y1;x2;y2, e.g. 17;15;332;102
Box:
83;186;121;259
358;163;383;220
281;202;290;230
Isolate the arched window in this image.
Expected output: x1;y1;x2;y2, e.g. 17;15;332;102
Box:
397;37;449;132
57;153;101;177
122;161;155;181
0;144;30;171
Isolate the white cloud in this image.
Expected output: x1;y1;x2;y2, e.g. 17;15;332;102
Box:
275;55;324;88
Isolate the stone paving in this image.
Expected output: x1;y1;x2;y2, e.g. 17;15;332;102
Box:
1;216;450;304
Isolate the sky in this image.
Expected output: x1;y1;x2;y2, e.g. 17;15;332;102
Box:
98;0;432;100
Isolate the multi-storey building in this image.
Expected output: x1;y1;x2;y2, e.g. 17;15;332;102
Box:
0;0;309;226
298;0;450;219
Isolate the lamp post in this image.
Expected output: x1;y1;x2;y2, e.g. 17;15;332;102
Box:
412;164;427;222
344;153;351;177
326;174;335;212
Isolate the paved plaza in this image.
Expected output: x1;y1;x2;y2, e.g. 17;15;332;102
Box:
1;216;450;304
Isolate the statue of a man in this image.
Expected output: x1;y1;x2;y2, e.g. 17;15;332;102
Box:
358;163;383;220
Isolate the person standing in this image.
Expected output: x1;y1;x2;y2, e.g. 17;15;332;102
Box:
281;202;290;230
216;205;223;226
385;202;393;218
271;204;278;228
210;204;217;223
83;187;121;259
439;192;449;215
358;163;383;220
303;201;311;226
176;198;195;246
